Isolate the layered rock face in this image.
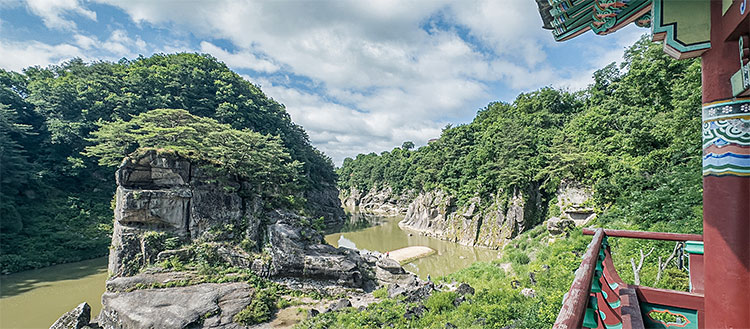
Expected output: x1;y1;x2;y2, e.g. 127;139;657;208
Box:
546;180;595;235
99;282;253;329
342;185;544;249
399;189;538;249
341;187;412;216
110;151;262;276
109;150;357;281
304;183;346;230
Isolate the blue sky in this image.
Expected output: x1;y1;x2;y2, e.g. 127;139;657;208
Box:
0;0;647;165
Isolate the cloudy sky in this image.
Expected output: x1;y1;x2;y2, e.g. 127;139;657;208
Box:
0;0;647;165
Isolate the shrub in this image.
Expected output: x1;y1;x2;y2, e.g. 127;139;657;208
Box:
424;291;457;313
234;287;279;325
372;287;388;299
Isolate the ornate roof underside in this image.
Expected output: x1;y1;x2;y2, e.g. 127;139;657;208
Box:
538;0;653;41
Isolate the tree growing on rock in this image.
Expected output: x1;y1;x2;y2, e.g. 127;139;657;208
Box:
84;108;302;195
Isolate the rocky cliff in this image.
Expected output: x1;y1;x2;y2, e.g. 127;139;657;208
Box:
344;182;593;249
341;186;413;216
108;150;348;278
53;151;422;329
399;188;541;249
546;180;596;235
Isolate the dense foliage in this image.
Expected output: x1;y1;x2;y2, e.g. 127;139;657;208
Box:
338;88;580;207
0;54;336;273
325;37;703;327
85;109;302;194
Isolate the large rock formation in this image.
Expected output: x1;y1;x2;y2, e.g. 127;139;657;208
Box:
98;283;253;329
341;186;412;216
108;150;350;279
546;180;595;235
399;188;541;249
50;303;92;329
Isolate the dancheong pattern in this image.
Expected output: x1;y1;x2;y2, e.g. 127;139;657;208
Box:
702;98;750;177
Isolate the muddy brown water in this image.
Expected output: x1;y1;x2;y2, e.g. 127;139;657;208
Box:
0;257;108;329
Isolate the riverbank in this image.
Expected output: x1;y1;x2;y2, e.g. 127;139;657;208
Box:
0;257;107;329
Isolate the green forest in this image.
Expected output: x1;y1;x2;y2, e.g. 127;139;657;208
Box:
0;54;336;273
312;37;704;328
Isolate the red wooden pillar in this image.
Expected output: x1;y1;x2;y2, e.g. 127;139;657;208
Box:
701;1;750;327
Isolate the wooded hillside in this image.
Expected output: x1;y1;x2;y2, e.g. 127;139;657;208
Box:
0;54;336;273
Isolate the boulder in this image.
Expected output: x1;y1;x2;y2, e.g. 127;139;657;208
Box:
403;305;427;320
387;280;435;303
267;221;368;287
456;283;475;296
324;299;352;313
50;302;91;329
547;217;574;235
453;295;466;307
98;283;252;329
375;258;415;286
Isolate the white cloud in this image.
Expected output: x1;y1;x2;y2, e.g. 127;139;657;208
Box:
0;39;83;71
96;0;628;164
25;0;96;30
101;29;147;56
250;77;446;163
200;42;279;73
0;30;149;72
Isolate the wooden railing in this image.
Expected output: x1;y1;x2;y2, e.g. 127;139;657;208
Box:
554;228;605;329
581;228;702;242
554;228;705;329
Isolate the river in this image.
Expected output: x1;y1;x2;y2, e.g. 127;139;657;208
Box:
0;215;498;328
324;214;500;279
0;257;108;329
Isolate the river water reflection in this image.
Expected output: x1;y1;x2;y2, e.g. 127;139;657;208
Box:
325;214;500;279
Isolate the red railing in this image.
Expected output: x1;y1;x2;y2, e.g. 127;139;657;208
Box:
581;228;702;242
554;228;705;329
553;228;605;329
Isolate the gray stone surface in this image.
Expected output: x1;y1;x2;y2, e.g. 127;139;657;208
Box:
341;186;412;216
551;180;596;229
399;189;533;249
109;151;348;279
324;298;352;313
50;302;91;329
547;217;575;235
98;283;252;329
456;283;475;296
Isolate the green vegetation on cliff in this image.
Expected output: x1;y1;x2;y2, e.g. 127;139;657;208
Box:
0;53;336;273
325;37;703;327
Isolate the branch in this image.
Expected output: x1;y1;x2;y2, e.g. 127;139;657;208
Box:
655;242;682;285
630;247;654;285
